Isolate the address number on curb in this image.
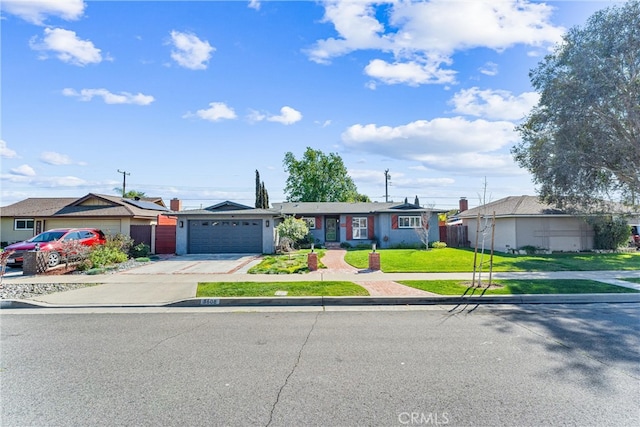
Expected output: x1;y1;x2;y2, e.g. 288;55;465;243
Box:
200;298;220;306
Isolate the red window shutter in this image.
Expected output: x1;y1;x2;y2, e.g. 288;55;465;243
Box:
346;216;352;240
316;216;322;229
368;215;374;239
392;215;398;229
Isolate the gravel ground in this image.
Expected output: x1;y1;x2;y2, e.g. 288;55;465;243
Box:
0;258;148;300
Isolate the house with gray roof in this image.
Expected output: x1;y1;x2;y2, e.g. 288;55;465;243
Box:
458;195;595;252
0;193;175;251
174;199;444;255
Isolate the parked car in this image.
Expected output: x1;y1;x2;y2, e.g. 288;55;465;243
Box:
631;225;640;249
4;228;107;268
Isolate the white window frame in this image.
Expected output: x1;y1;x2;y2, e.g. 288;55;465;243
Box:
302;217;316;229
398;215;422;228
352;217;368;240
14;219;34;230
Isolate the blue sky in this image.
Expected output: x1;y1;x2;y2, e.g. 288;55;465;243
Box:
1;0;619;211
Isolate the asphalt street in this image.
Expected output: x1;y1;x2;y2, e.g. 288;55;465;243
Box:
2;304;639;426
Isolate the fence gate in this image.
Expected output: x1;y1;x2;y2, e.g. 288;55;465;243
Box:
443;225;469;248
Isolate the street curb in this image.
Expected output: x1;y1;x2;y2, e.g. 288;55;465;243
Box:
2;293;640;309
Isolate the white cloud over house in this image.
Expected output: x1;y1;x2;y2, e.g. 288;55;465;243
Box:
307;0;564;86
341;116;522;175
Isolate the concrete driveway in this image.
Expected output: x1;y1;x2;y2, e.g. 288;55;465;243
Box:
121;254;262;275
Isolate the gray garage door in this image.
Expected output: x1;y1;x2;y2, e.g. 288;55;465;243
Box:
188;219;263;253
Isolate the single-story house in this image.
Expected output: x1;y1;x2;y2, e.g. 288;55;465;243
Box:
0;193;177;253
174;200;444;255
273;201;444;250
458;195;595;253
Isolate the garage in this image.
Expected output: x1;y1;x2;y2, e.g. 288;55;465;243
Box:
188;219;263;253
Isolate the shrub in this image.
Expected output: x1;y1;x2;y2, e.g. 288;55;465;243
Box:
589;216;631;250
430;241;447;249
105;233;134;253
130;243;150;258
519;245;539;254
89;245;128;268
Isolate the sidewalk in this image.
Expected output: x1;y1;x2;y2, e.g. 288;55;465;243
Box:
2;250;640;308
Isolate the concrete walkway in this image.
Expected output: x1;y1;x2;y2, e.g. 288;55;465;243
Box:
1;249;640;307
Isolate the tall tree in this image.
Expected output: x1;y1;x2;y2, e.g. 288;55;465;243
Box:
512;0;640;212
254;170;270;208
283;147;363;202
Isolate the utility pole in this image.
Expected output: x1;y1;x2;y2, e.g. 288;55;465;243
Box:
384;169;391;202
117;169;130;197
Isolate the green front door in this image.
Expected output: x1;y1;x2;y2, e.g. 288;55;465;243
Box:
325;217;338;242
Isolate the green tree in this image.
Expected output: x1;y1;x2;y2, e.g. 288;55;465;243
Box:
283;147;363;202
512;1;640;213
276;216;310;253
114;188;146;199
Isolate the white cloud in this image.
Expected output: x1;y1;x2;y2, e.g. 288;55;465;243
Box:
479;62;499;76
307;0;564;86
449;87;539;121
0;140;18;158
62;88;155;105
10;165;36;177
247;109;267;123
189;102;237;122
365;58;456;86
39;151;80;166
29;28;102;66
2;0;85;25
267;106;302;125
169;30;214;70
248;0;261;11
248;106;303;125
342;117;520;174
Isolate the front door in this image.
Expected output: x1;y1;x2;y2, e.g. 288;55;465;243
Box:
325;217;339;242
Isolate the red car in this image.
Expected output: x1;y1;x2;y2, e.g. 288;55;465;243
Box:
4;228;106;268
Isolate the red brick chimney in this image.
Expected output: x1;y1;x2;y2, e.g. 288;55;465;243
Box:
459;197;468;212
170;198;182;212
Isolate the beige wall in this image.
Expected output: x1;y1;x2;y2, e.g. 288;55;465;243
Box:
1;218;37;245
464;215;593;252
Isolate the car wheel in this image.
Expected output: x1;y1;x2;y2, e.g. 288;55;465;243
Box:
47;251;61;267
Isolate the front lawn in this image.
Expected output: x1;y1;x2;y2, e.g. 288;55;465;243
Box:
397;279;640;295
344;248;640;272
197;281;369;297
248;249;326;274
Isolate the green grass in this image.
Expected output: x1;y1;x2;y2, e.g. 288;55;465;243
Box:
620;278;640;284
248;249;326;274
197;281;369;297
397;279;640;295
344;248;640;272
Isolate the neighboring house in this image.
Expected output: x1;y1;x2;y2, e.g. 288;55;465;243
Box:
0;193;177;253
173;200;444;255
458;195;595;253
